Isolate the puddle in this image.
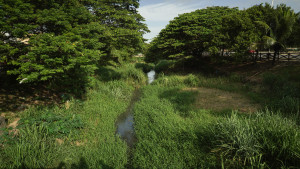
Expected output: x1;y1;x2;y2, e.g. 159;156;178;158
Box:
116;70;155;147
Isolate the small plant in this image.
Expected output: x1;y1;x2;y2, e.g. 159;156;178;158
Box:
18;111;84;138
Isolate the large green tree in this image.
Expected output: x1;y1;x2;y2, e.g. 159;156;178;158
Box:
145;7;238;62
0;0;148;89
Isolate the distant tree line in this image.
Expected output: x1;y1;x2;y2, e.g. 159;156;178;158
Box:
145;4;300;63
0;0;148;91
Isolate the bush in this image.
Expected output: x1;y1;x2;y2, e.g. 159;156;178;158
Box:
154;60;176;73
135;63;155;73
118;64;147;85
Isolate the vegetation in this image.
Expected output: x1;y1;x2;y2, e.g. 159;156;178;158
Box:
0;64;147;168
0;1;300;169
132;68;300;168
146;3;299;63
0;0;148;95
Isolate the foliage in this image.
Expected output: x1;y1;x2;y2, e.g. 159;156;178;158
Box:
96;64;147;85
18;110;84;138
0;0;148;93
145;7;238;62
0;77;134;168
146;3;299;64
135;62;154;73
154;59;176;73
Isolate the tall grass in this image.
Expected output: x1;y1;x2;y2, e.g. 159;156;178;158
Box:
0;78;135;168
133;82;300;168
263;72;300;115
96;64;147;85
205;111;300;168
0;124;59;169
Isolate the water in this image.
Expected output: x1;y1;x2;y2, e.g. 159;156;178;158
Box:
147;70;156;84
116;70;155;147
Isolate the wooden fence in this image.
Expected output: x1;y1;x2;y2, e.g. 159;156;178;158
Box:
222;51;300;62
255;52;300;61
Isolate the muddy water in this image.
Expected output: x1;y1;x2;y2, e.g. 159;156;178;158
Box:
115;70;155;147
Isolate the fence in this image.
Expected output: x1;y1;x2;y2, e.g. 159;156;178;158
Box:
222;51;300;62
255;52;300;62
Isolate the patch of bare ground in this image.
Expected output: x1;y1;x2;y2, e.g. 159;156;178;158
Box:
184;87;260;113
0;86;61;113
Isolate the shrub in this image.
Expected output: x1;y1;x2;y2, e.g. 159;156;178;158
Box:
118;64;147;85
154;60;176;73
135;63;155;73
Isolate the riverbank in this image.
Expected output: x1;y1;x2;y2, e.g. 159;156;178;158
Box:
0;61;299;168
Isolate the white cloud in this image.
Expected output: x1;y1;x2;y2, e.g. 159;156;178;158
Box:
139;2;197;22
139;1;202;41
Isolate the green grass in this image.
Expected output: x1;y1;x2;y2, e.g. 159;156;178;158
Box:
0;78;135;168
132;77;300;168
1;63;300;168
262;65;300;116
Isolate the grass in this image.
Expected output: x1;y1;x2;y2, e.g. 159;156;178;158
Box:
262;65;300;116
1;61;299;168
132;71;300;168
0;64;147;168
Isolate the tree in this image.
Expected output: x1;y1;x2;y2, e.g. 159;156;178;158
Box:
146;7;238;63
91;0;149;62
0;0;148;91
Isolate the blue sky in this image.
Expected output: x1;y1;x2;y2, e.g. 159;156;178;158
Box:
138;0;300;41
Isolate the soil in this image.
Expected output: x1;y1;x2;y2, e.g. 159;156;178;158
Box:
184;87;260;112
0;84;62;113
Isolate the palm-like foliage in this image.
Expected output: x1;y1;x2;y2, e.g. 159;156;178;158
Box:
253;4;297;64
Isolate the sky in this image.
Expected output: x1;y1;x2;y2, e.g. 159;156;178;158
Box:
138;0;300;41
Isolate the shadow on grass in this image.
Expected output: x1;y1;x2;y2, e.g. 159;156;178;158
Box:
56;157;113;169
158;88;198;116
95;67;121;82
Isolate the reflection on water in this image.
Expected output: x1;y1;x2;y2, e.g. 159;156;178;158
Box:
147;70;155;84
116;70;156;147
115;89;139;147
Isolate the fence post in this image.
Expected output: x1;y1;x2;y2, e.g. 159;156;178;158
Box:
267;53;270;61
288;53;290;61
260;53;262;61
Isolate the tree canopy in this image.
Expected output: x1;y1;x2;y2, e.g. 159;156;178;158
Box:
0;0;148;89
146;4;299;63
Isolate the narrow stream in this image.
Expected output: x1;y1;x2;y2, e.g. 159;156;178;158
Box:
116;70;156;147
